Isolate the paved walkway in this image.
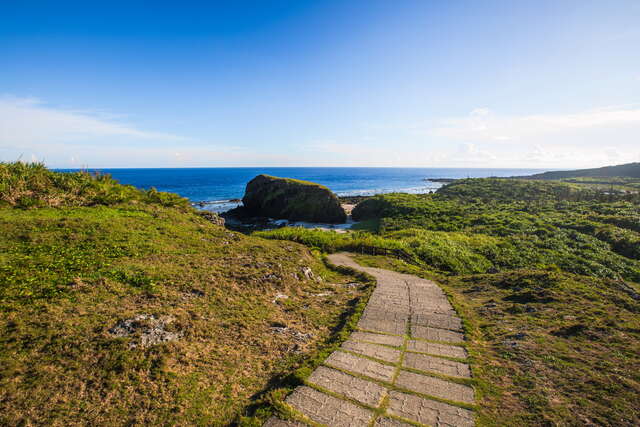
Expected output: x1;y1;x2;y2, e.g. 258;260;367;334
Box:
264;253;475;427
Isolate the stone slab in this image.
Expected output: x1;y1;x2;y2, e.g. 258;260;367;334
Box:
412;325;464;343
403;353;471;378
286;386;374;427
373;416;414;427
359;317;407;335
351;331;405;347
362;306;409;322
307;366;387;407
407;340;467;359
325;350;395;382
387;391;474;427
395;371;475;404
411;313;463;331
411;301;456;315
342;340;402;363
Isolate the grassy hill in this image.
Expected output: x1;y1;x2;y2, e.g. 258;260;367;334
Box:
520;162;640;180
258;178;640;425
0;163;371;426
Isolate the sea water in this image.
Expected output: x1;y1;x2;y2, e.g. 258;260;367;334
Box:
56;167;545;212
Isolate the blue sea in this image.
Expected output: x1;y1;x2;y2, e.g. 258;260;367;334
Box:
57;167;545;212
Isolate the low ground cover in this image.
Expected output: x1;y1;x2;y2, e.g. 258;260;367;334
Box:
0;163;371;426
258;178;640;425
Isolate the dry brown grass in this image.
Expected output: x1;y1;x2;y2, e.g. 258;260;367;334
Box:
0;203;370;426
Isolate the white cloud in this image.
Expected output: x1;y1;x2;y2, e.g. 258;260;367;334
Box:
455;143;496;162
0;96;186;147
0;96;246;167
430;106;640;142
2;95;639;169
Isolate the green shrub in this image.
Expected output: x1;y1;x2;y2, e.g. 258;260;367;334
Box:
0;162;191;209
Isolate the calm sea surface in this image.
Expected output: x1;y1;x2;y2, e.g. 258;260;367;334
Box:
56;167;545;212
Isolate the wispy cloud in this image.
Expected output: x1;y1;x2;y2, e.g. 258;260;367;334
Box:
0;97;307;167
3;95;639;169
0;96;184;147
429;106;640;142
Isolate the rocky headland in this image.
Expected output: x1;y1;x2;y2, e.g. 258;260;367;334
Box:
232;174;347;223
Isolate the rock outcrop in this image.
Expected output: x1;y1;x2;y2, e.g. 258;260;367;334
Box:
241;175;346;223
200;211;225;226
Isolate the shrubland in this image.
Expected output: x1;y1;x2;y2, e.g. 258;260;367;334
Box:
258;177;640;425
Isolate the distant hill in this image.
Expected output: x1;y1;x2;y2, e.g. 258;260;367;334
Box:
520;162;640;179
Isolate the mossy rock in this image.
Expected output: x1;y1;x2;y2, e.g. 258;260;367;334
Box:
242;175;346;223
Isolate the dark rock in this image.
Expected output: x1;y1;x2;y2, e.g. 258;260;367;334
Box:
241;174;346;223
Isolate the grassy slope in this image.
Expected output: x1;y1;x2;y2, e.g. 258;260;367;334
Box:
0;164;370;426
521;162;640;180
259;178;640;426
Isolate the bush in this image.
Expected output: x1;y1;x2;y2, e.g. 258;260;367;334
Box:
0;162;191;209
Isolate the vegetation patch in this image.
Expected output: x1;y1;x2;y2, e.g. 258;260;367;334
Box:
259;177;640;426
0;161;189;209
0;164;371;426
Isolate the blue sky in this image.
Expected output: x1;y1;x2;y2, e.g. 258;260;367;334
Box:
2;0;639;168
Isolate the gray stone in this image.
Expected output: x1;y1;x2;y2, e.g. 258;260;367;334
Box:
358;317;406;335
412;300;456;315
395;371;475;404
362;306;409;322
308;366;387;406
325;351;395;382
403;353;471;378
412;325;464;343
294;253;479;427
351;331;404;347
411;313;463;331
373;417;414;426
108;314;182;349
387;391;474;426
301;266;315;280
285;386;373;427
199;211;225;226
342;340;402;363
406;340;468;359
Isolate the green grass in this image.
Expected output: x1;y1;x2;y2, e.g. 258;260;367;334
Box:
0;161;190;209
258;174;331;191
258;177;640;426
560;176;640;192
446;269;640;426
0;164;372;426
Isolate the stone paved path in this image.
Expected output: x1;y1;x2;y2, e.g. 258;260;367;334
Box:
264;253;475;427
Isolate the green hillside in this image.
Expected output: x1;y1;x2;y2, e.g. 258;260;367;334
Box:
0;163;370;426
521;162;640;180
258;178;640;426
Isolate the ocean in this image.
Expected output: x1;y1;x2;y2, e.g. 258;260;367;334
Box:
57;167;545;212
